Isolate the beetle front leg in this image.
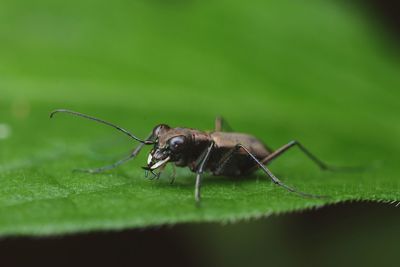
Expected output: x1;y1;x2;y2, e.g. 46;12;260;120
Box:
74;132;154;174
194;142;215;203
170;165;177;185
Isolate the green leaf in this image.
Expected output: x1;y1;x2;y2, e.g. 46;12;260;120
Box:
0;0;399;236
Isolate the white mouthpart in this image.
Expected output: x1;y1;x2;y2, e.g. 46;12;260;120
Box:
150;156;170;170
147;154;153;165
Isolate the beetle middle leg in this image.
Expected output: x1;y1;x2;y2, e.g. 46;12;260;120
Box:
75;132;153;174
214;116;233;132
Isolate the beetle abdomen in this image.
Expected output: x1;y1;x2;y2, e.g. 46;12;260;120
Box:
211;132;271;157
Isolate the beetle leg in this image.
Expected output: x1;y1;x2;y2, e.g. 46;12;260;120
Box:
155;164;167;180
237;144;327;199
194;142;215;204
253;140;359;173
170;165;177;185
74;152;137;174
148;170;161;180
214;116;234;132
74;132;154;174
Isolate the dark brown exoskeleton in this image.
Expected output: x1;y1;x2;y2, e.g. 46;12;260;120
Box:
50;109;341;203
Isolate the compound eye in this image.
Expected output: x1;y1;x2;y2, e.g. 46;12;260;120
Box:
168;136;186;151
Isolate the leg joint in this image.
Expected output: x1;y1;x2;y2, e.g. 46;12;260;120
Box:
289;140;298;146
235;144;243;149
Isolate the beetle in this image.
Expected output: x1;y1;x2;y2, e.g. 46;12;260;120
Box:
50;109;340;202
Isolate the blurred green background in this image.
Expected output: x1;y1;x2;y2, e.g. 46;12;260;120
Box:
1;0;400;265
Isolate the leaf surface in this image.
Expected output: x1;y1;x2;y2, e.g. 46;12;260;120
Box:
0;0;399;236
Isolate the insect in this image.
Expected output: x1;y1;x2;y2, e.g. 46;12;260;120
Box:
50;109;339;203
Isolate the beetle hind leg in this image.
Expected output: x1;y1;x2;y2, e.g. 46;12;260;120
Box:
257;140;361;172
231;144;327;199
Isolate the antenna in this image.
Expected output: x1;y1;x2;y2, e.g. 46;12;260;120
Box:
50;109;154;144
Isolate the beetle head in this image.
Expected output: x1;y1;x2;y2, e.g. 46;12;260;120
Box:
144;124;192;171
